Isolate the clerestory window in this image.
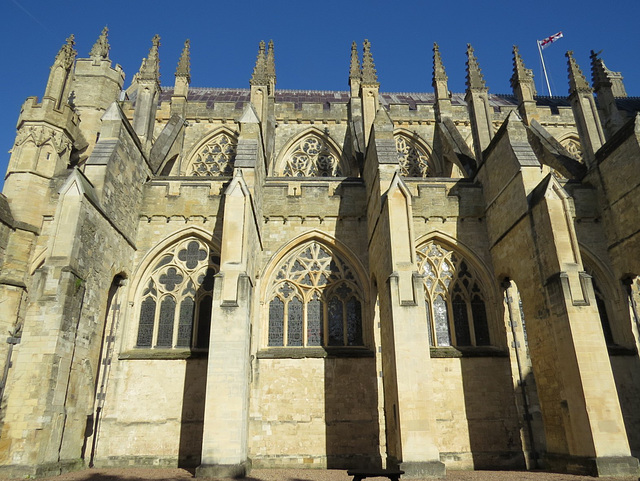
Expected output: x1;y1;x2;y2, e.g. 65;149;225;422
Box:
188;132;237;176
280;134;343;177
135;239;219;349
416;241;491;347
267;241;363;347
395;134;432;178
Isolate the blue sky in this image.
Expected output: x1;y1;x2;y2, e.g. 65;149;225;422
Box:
2;0;640;191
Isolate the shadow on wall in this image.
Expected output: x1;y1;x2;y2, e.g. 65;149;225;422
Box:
178;355;208;468
460;355;527;470
324;356;381;470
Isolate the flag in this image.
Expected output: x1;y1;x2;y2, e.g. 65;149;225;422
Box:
538;32;564;50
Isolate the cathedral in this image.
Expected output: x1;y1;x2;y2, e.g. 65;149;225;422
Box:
2;28;640;478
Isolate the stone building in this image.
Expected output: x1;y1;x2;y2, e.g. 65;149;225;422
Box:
1;28;640;478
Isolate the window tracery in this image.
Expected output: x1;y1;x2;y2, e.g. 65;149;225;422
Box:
560;137;583;162
136;238;219;349
281;135;342;177
188;132;237;176
416;241;491;347
395;135;431;178
267;242;363;347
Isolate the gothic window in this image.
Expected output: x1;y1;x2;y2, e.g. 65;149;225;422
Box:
267;242;363;347
560;136;583;163
188;132;237;176
135;239;219;349
395;134;431;178
281;134;343;177
416;241;491;347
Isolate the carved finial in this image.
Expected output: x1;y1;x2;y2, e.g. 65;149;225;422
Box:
349;41;361;83
250;40;268;86
432;43;448;84
590;50;627;97
266;40;276;84
466;44;486;91
139;34;161;83
55;34;77;70
566;50;591;94
361;39;379;86
89;26;110;59
176;39;191;82
510;45;536;95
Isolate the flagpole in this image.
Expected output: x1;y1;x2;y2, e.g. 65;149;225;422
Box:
537;40;553;96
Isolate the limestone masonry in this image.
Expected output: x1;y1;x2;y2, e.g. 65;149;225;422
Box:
2;29;640;478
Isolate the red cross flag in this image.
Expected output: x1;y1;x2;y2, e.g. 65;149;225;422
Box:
539;32;564;49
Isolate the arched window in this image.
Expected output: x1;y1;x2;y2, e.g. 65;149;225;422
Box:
395;134;431;178
280;134;343;177
416;241;491;347
135;238;219;349
188;132;237;176
267;241;363;347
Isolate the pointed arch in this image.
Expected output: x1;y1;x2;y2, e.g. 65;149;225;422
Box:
557;132;583;163
415;233;498;347
273;128;354;177
128;227;221;350
180;127;239;176
393;129;434;178
261;231;368;348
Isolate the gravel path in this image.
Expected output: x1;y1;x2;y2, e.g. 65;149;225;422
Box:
8;468;638;481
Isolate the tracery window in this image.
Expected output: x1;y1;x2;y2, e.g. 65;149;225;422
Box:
136;239;219;349
416;241;491;347
281;135;342;177
189;132;237;176
395;135;431;178
560;137;583;163
267;242;363;347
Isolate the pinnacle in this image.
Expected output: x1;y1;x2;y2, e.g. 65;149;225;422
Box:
465;44;487;92
349;41;361;84
432;42;448;84
176;39;191;82
510;45;535;94
138;34;161;83
266;40;276;84
566;51;591;94
55;34;77;69
361;39;378;86
89;27;110;59
250;40;268;86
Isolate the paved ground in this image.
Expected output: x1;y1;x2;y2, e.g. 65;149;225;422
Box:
10;468;639;481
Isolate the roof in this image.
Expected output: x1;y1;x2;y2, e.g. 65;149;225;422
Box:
151;87;640;113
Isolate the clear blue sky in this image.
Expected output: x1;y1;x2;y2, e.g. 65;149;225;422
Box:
2;0;640;191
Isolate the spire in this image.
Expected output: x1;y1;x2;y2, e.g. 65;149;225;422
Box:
432;43;448;85
361;39;379;86
590;50;626;139
89;26;110;60
432;43;451;121
566;51;591;94
510;46;537;124
250;40;268;86
44;34;77;108
465;44;487;92
565;51;604;168
175;39;191;82
138;34;161;84
266;40;276;84
510;45;535;95
349;41;361;83
55;34;77;70
590;50;627;97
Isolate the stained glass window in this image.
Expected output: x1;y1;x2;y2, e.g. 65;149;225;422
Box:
135;238;218;349
417;240;491;347
266;241;364;347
